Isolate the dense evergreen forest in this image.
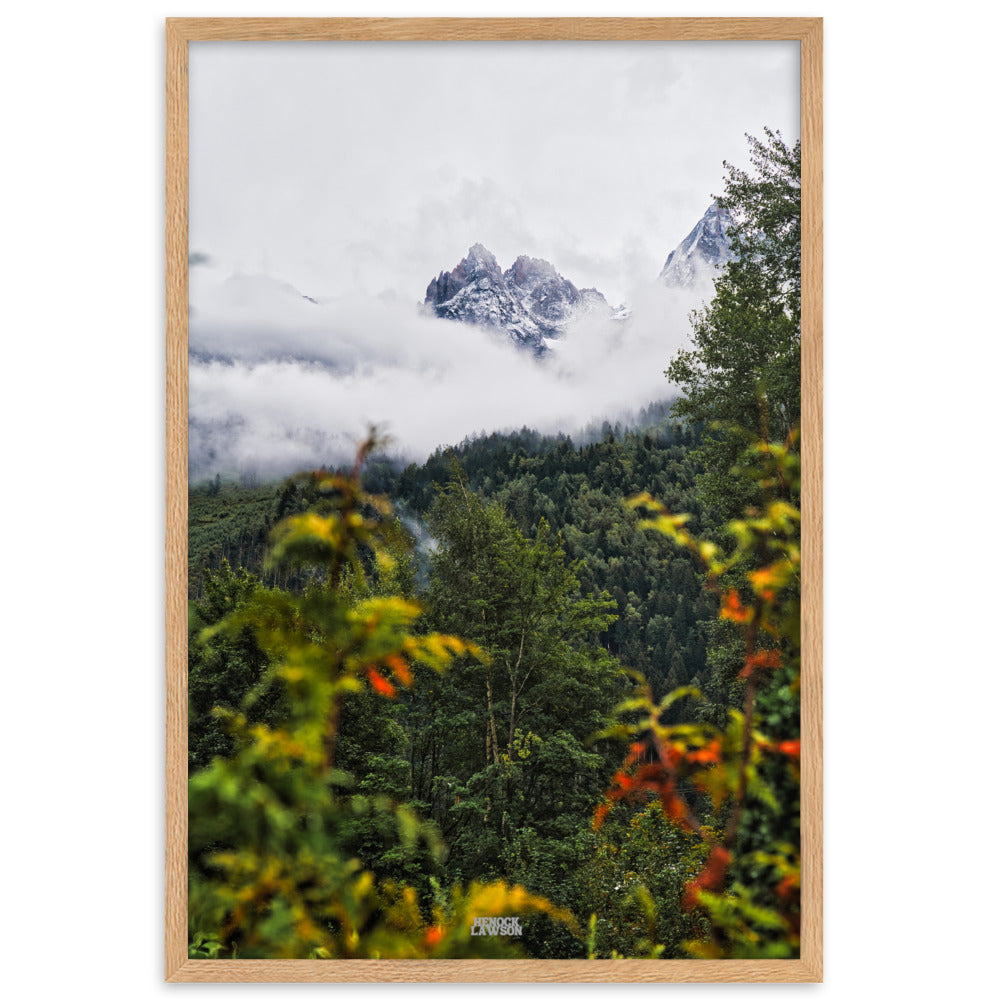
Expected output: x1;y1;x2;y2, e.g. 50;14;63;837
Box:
187;130;803;961
191;416;714;702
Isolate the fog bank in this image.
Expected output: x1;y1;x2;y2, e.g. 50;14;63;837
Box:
188;267;711;481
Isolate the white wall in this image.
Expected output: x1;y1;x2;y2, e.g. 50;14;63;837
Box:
3;1;995;993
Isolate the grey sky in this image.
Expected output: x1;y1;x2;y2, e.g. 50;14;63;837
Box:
190;41;799;306
187;41;800;479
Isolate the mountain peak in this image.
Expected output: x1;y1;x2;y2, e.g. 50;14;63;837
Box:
425;243;502;309
659;202;734;288
424;248;618;353
506;255;558;287
466;242;499;267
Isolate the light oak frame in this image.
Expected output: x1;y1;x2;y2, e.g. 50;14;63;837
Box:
166;16;822;983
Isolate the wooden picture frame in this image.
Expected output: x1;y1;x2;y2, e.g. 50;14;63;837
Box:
166;16;822;983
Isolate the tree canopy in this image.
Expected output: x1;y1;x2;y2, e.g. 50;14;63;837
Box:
667;128;801;518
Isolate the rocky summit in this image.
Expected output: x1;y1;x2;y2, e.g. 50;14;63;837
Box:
425;245;616;354
658;202;734;289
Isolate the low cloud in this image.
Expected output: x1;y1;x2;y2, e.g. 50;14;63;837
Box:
188;268;709;481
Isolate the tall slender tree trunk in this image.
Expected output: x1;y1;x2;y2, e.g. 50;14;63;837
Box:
486;672;500;765
508;629;527;748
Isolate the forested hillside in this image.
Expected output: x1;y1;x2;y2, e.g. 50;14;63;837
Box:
191;418;715;701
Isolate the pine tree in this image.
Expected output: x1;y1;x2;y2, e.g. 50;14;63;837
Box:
666;128;801;520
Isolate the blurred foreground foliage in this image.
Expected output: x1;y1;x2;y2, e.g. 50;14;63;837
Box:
595;432;801;957
188;441;573;959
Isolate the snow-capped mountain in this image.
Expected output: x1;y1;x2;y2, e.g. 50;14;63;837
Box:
658;202;733;289
424;244;620;353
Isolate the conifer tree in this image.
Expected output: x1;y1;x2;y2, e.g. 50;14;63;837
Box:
667;128;801;520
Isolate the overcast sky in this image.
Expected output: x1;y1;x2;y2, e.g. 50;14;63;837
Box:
187;41;800;479
190;41;799;307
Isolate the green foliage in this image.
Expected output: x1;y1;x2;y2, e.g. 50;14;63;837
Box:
596;433;801;958
573;805;710;958
394;424;713;702
417;481;620;844
188;561;278;772
188;447;571;959
583;129;805;958
381;475;629;953
189;419;716;710
666;128;801;521
188;482;276;598
187;427;729;958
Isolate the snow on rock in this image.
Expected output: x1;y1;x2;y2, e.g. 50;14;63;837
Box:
425;246;622;354
658;202;733;289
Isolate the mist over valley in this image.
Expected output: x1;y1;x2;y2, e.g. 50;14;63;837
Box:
188;227;723;483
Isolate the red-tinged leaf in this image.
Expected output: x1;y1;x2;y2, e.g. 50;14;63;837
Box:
623;741;646;768
384;653;412;686
636;762;667;783
739;648;782;678
616;773;636;792
719;589;752;623
666;797;690;825
683;846;731;910
593;802;610;830
424;925;444;947
776;873;800;902
776;872;802;935
658;783;692;828
778;739;800;758
687;737;722;765
366;666;396;698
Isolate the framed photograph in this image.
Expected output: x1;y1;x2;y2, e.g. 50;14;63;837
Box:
167;17;822;983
